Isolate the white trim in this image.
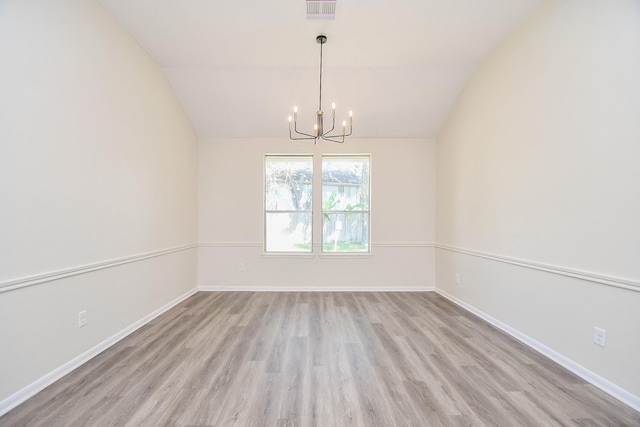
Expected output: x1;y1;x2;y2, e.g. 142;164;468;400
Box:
435;288;640;413
199;242;262;248
436;244;640;292
373;242;435;248
0;244;198;294
318;253;374;259
198;285;434;292
0;287;198;418
198;242;433;259
199;242;434;248
260;253;316;259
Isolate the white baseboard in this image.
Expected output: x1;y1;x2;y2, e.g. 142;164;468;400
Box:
435;288;640;413
5;286;635;417
198;285;435;292
0;287;198;418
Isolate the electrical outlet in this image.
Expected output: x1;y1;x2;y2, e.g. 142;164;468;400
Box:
594;327;606;347
455;273;460;284
239;263;245;272
78;311;87;328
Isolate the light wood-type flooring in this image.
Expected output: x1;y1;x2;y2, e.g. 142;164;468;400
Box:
1;292;639;426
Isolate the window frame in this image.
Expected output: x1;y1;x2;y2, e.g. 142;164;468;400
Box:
263;153;372;256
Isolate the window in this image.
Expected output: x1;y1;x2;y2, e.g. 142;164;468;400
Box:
264;154;370;254
264;156;313;252
322;155;370;253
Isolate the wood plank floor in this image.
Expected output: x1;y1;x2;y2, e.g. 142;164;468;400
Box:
1;292;638;426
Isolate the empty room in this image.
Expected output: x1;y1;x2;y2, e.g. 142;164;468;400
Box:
1;0;639;425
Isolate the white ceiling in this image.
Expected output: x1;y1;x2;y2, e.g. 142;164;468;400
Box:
97;0;541;139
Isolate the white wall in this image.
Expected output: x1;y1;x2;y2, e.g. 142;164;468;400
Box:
436;0;640;403
198;138;436;289
0;0;198;407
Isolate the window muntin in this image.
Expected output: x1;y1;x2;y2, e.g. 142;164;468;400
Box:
322;156;370;253
264;156;313;252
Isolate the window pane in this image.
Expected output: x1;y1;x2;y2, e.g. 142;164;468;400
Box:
322;157;369;211
266;157;312;211
265;156;313;253
265;212;312;252
322;156;370;253
322;213;369;252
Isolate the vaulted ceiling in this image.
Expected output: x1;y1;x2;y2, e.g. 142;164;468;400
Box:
97;0;541;139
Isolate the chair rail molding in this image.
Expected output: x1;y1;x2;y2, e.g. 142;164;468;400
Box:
435;243;639;292
0;243;198;294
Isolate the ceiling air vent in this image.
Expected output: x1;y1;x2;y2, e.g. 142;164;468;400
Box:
306;0;336;19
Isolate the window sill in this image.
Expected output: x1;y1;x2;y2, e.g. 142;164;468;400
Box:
318;252;373;259
261;252;373;259
261;252;316;259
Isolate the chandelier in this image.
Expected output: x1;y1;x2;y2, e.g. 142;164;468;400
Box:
288;35;353;144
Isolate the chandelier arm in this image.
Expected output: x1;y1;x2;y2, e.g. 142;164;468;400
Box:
322;115;336;136
324;121;352;138
290;135;318;141
290;134;316;140
292;121;317;139
320;134;345;143
290;130;316;140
